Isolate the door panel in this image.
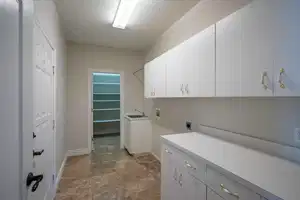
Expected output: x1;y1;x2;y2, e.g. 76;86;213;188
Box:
29;24;55;200
240;0;274;96
152;54;167;97
207;188;225;200
216;9;242;97
273;0;300;96
144;63;150;98
184;25;215;97
166;46;185;97
181;170;206;200
161;145;179;200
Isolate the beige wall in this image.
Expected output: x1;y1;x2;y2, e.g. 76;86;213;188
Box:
145;0;300;160
66;43;145;151
34;1;67;174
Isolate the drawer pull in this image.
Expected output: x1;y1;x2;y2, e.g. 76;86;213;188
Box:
185;161;196;170
173;169;178;181
220;184;239;199
178;173;183;187
165;149;172;154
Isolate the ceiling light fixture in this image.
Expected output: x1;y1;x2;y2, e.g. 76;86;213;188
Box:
113;0;139;29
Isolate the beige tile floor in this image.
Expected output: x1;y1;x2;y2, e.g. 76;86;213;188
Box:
55;135;161;200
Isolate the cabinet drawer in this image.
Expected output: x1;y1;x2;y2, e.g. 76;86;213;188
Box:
207;188;225;200
180;151;206;182
163;143;206;182
206;167;260;200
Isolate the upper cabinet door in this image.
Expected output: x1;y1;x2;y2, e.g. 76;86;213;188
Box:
166;46;185;97
273;0;300;96
216;10;242;97
184;25;216;97
217;0;274;97
240;0;274;96
144;61;155;98
151;53;167;98
144;62;151;98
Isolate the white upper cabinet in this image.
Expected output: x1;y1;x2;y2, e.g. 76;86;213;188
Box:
152;53;167;98
183;25;216;97
144;53;167;98
166;25;216;97
144;62;151;98
217;0;300;97
166;45;185;97
145;0;300;98
217;0;274;97
272;0;300;96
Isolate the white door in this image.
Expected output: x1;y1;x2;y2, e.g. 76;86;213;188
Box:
273;0;300;96
0;0;23;199
28;23;55;200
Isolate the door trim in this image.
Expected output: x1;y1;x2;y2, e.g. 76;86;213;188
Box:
88;68;125;152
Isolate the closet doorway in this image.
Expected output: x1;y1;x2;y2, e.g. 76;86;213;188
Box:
88;69;124;152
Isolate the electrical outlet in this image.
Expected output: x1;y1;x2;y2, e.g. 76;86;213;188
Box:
295;128;300;143
155;108;160;120
186;121;192;131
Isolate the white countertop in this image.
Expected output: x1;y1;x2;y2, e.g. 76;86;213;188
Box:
162;132;300;200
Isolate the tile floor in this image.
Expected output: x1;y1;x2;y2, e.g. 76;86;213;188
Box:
55;135;161;200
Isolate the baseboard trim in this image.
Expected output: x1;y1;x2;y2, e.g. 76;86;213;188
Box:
52;154;67;200
151;152;160;162
67;148;90;157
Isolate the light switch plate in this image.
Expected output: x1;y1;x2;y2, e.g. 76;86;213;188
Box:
295;128;300;143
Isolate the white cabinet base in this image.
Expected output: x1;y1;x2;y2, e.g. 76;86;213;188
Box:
124;118;152;154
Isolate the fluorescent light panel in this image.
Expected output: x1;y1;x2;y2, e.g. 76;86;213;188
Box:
113;0;139;29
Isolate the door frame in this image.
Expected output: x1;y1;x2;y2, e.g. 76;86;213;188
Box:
88;68;125;152
33;19;57;196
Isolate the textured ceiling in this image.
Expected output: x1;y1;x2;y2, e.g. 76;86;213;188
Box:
55;0;199;50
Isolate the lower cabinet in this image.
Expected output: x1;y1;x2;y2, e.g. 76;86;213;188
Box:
161;145;206;200
161;145;178;200
161;143;273;200
181;170;206;200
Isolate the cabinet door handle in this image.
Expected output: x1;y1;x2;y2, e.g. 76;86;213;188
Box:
173;169;178;181
261;71;268;89
178;173;183;187
185;161;196;170
278;68;286;89
165;149;172;154
180;84;184;94
220;184;239;199
185;84;189;94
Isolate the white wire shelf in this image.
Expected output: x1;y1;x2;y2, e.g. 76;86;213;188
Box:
93;100;120;102
93;82;120;85
93;93;120;95
93;119;120;123
93;108;120;111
